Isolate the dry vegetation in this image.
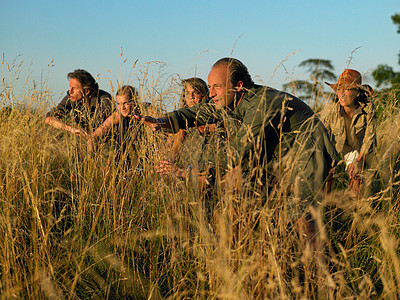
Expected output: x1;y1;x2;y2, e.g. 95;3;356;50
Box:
1;56;400;299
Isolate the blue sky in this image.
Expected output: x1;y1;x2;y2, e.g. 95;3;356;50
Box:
1;0;399;108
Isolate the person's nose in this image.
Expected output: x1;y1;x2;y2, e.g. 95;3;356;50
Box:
209;87;215;98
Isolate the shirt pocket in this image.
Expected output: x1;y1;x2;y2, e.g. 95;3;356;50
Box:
331;124;344;137
353;118;367;135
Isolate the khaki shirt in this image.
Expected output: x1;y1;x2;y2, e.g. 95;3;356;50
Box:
321;99;376;158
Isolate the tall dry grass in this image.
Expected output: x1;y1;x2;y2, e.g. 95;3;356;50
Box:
1;55;400;299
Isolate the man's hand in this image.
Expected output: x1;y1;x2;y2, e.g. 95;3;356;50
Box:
155;160;186;179
348;161;362;179
133;115;170;132
348;153;365;179
69;127;88;138
46;116;88;138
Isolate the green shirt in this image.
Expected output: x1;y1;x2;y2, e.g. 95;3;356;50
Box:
176;127;208;168
167;85;338;193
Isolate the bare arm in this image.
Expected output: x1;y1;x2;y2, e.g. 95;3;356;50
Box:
45;116;87;137
221;165;243;192
92;111;120;139
87;112;120;153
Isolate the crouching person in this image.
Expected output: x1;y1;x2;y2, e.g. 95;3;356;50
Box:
135;58;338;252
322;69;377;197
45;69;114;136
89;85;150;180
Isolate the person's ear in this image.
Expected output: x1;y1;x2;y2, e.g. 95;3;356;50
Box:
235;81;244;92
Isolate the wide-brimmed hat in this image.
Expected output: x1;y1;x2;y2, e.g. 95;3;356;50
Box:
325;69;362;91
325;69;373;96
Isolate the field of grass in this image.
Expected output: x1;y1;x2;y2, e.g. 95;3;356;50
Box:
1;57;400;299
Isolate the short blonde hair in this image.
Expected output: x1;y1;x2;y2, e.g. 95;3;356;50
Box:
116;85;139;104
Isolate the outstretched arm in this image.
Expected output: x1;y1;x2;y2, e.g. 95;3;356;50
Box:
92;111;120;139
87;111;120;153
45;93;89;137
45;116;88;137
133;115;172;132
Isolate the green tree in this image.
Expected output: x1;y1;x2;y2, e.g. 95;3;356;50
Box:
372;13;400;88
283;58;336;110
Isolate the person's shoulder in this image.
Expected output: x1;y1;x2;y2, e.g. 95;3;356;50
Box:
98;89;112;101
95;90;114;110
250;85;298;100
361;98;376;115
247;85;305;111
248;84;268;96
55;93;72;109
243;84;266;103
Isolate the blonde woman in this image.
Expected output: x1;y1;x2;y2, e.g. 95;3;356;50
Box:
89;85;147;173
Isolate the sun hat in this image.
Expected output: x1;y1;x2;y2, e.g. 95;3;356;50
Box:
325;69;362;91
325;69;373;96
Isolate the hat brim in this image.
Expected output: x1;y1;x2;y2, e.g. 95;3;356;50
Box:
324;81;362;92
324;82;373;96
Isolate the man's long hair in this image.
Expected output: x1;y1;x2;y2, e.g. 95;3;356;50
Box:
67;69;99;95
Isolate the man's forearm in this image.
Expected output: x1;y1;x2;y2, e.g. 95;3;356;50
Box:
156;116;174;130
45;116;74;132
134;115;175;132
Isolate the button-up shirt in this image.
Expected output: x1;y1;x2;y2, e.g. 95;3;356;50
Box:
321;99;377;158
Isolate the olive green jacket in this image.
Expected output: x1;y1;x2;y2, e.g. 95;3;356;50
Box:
321;99;377;158
177;127;209;167
167;85;338;194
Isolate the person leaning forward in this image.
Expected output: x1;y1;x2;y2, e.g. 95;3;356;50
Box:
136;58;337;197
135;58;339;244
45;69;114;137
321;69;377;196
